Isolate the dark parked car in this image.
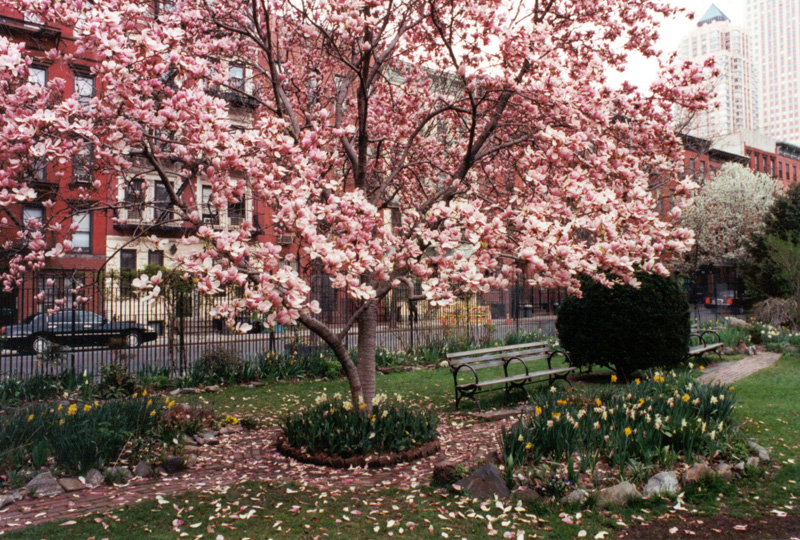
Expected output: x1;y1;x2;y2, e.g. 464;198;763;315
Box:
0;310;157;354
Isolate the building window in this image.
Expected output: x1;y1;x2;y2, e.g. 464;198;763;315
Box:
22;206;44;245
26;158;47;183
73;73;95;107
229;197;245;227
148;249;164;267
72;141;94;183
72;211;92;251
120;249;137;295
153;182;173;224
28;65;47;86
201;185;218;225
124;179;144;222
229;65;245;92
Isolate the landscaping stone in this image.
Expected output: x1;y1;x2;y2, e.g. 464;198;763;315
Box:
728;317;747;328
163;455;187;474
734;461;746;474
0;489;26;509
198;431;220;445
747;456;760;468
182;434;196;445
513;486;542;503
58;477;85;492
453;463;511;500
682;463;713;485
26;472;64;498
596;482;642;508
205;385;221;392
643;471;679;497
84;469;104;487
105;466;133;484
154;466;168;476
169;389;182;396
186;454;198;468
432;460;458;486
220;425;242;434
715;463;734;481
721;346;737;356
134;461;154;478
184;444;203;453
747;439;771;462
560;489;589;505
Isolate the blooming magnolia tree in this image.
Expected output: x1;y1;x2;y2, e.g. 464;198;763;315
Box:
679;162;779;269
2;0;712;409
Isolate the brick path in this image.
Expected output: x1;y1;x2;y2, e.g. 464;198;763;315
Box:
698;350;781;385
0;416;513;532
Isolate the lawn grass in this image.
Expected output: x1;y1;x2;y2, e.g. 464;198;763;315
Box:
4;352;799;539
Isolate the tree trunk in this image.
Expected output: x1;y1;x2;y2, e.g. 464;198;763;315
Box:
357;301;378;411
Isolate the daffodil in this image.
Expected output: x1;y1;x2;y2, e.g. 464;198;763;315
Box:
624;427;632;437
67;404;77;415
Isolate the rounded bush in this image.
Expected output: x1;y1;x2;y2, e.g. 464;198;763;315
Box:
556;273;690;376
281;394;438;458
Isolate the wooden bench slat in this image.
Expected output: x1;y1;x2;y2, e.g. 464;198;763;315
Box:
445;341;552;359
689;342;723;355
456;367;577;389
449;351;550;367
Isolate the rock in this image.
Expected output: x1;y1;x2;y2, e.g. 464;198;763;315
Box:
513;487;542;503
169;388;182;396
721;346;737;356
728;317;748;328
104;466;132;484
682;463;713;486
186;454;198;468
746;456;760;468
438;360;449;368
163;455;187;474
736;342;750;355
182;434;196;445
733;461;746;474
58;477;85;492
220;424;242;434
26;472;64;498
197;431;219;445
715;463;734;481
134;461;154;478
643;471;679;498
184;445;203;453
205;385;221;392
0;489;26;509
453;463;511;500
154;466;168;476
84;469;104;487
560;489;589;505
432;460;458;486
596;482;642;508
746;440;771;462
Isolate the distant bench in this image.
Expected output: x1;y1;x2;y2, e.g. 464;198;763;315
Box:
446;341;577;410
687;330;724;362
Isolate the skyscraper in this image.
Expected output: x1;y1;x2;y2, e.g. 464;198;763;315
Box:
746;0;800;145
678;4;759;139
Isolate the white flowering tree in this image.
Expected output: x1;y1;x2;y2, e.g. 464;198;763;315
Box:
680;163;779;270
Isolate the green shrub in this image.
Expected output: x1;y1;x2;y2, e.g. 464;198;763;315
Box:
0;396;171;475
0;370;94;407
500;370;743;477
556;273;690;375
189;347;245;385
282;394;438;458
97;364;138;399
504;330;554;346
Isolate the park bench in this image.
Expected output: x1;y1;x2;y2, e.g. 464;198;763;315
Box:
687;330;724;362
446;341;577;410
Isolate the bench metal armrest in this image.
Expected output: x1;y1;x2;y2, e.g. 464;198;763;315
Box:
504;355;529;378
547;347;571;371
453;363;479;388
700;330;721;345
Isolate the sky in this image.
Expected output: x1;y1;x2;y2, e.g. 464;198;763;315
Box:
614;0;745;88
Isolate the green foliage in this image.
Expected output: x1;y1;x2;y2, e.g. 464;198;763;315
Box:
500;370;744;476
96;364;138;399
189;347;246;385
716;326;750;348
744;184;800;301
556;273;690;375
282;394;438;458
0;397;169;475
0;370;94;407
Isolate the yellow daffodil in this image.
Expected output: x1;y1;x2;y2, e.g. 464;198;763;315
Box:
682;394;690;402
518;435;524;442
535;406;542;415
67;404;77;415
635;378;641;385
59;419;65;425
147;399;153;406
27;414;34;422
142;390;147;397
624;427;632;437
525;442;532;450
149;410;156;417
611;375;618;383
57;404;63;411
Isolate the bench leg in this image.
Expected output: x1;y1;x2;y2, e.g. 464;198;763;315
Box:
506;380;530;403
455;387;481;411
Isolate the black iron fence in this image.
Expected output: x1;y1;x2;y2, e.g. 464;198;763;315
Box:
0;271;569;379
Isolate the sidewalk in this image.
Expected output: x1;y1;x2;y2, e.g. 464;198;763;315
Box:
698;350;781;385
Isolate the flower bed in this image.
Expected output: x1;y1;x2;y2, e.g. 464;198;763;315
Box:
0;395;179;475
501;370;744;477
279;393;439;467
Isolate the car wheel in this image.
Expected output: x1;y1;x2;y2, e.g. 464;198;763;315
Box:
31;335;51;355
125;331;142;348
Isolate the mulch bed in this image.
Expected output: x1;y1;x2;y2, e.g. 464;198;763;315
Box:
620;509;800;539
275;435;441;469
